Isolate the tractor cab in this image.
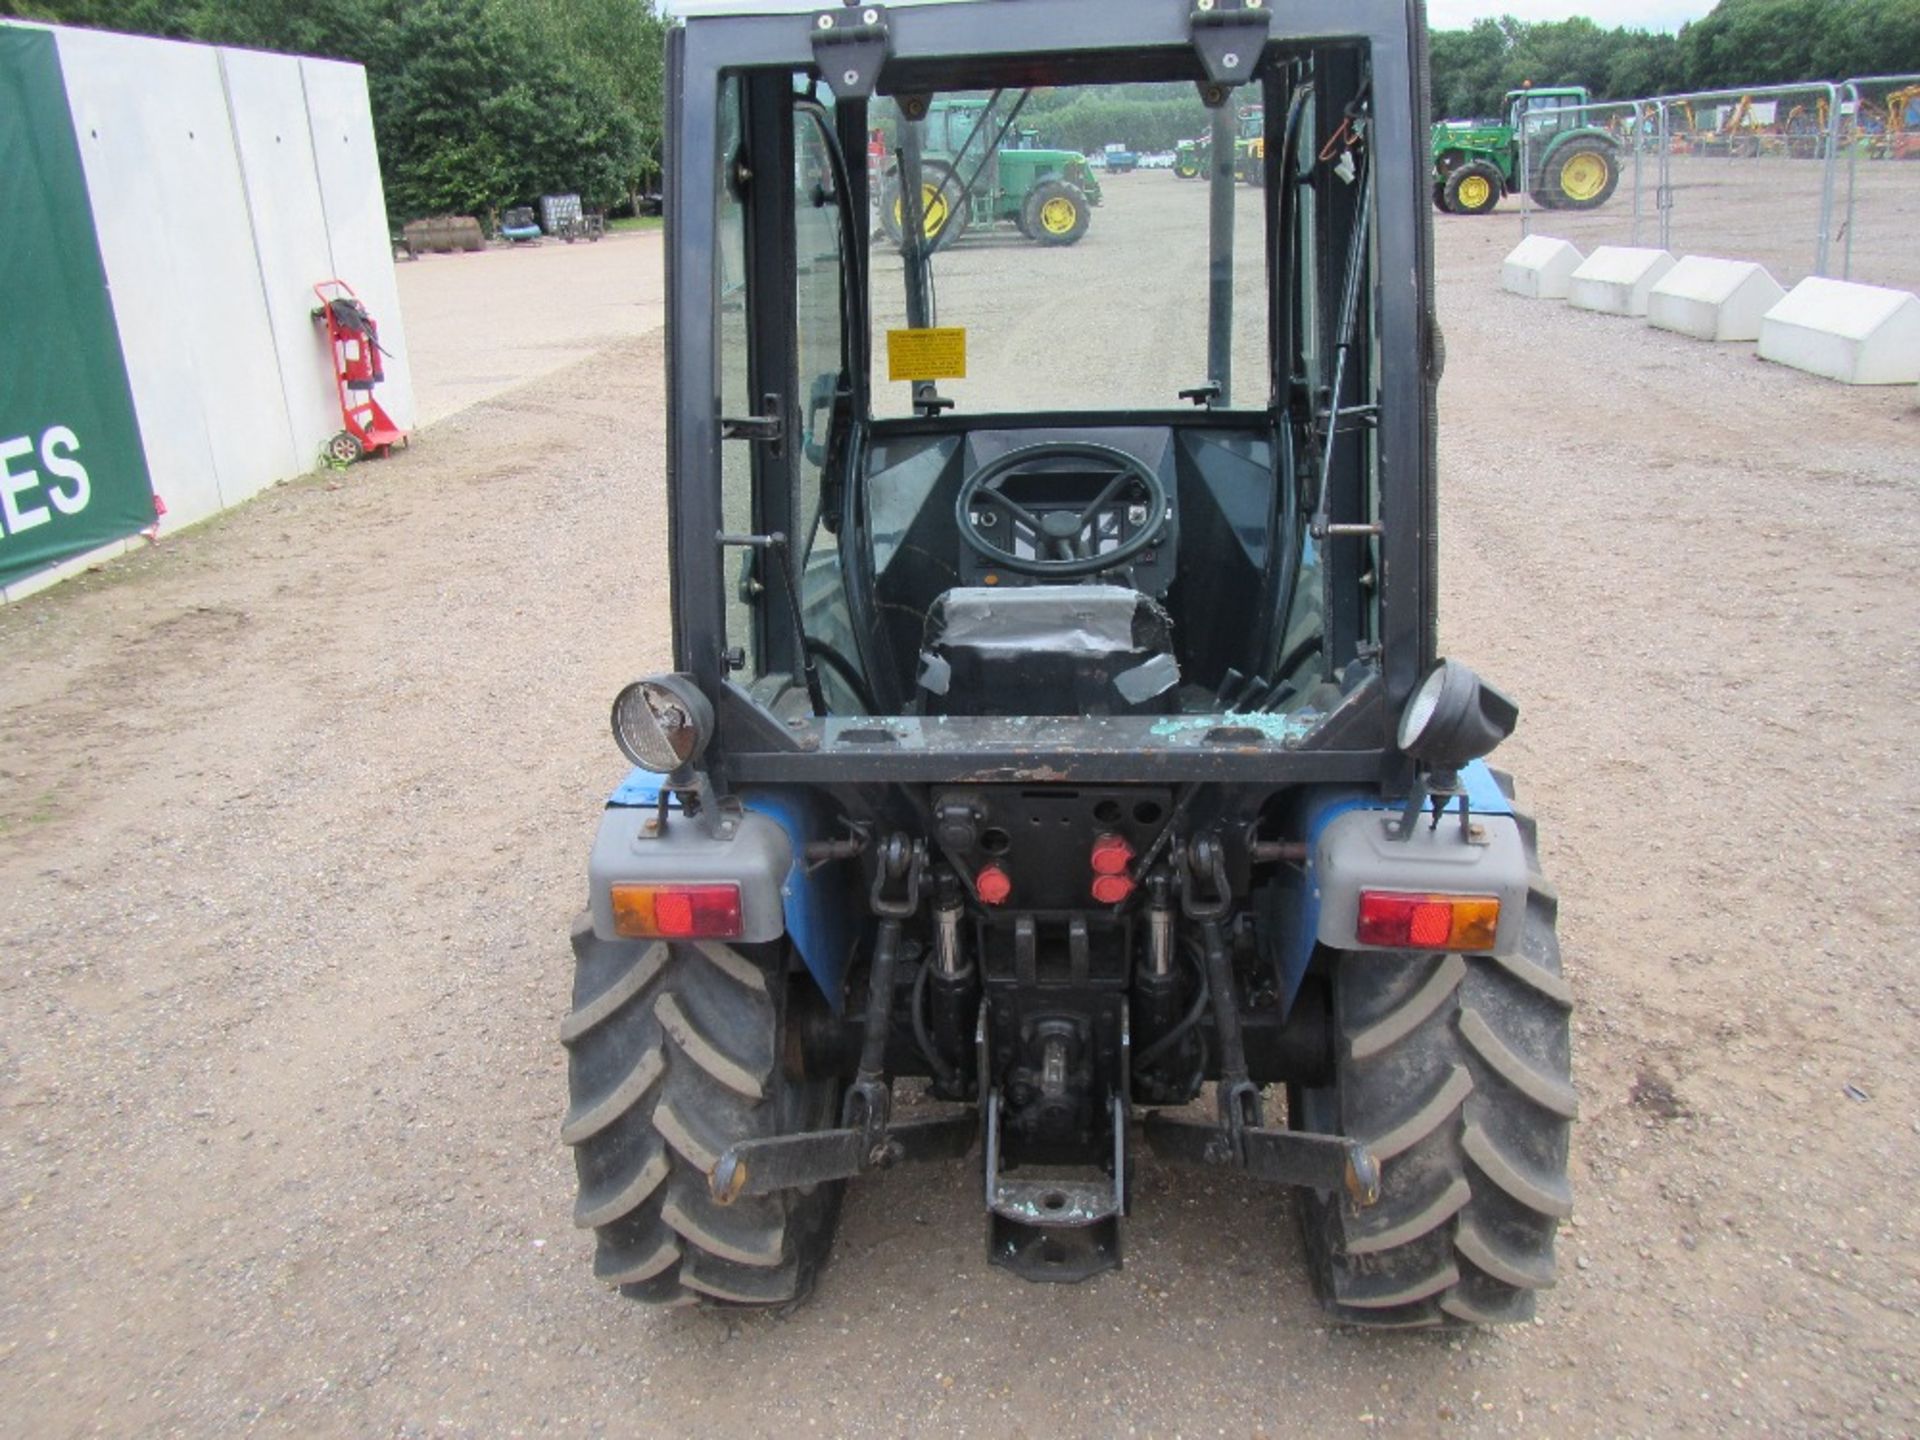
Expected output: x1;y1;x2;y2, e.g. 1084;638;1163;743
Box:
1507;85;1592;135
563;0;1574;1327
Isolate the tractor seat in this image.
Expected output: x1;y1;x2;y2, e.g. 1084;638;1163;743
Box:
917;585;1180;717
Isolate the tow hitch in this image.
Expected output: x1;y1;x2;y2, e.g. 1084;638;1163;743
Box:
710;835;976;1203
1141;838;1382;1207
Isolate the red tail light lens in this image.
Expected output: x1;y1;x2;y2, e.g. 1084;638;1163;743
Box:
1356;891;1500;951
610;882;743;939
1090;833;1134;876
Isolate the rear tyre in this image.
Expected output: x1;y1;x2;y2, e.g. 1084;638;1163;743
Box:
878;160;969;253
1443;162;1503;217
1291;795;1574;1327
562;916;844;1307
1021;179;1091;246
1543;138;1619;210
1432;181;1450;214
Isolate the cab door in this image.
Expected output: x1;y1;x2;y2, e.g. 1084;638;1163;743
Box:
716;74;872;714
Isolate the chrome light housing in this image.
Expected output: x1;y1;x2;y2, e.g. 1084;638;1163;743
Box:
611;674;715;776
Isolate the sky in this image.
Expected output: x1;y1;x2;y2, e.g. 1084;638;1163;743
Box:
1428;1;1716;31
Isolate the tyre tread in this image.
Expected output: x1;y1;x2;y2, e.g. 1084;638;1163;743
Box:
562;920;842;1308
1296;792;1574;1329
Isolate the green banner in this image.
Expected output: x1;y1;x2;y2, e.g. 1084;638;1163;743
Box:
0;27;153;591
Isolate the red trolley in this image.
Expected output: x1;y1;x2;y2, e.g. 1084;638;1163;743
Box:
311;278;407;464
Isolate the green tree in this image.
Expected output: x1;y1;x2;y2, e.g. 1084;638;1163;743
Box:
1;0;663;222
1431;18;1511;118
493;0;666;211
373;0;637;219
1679;0;1839;88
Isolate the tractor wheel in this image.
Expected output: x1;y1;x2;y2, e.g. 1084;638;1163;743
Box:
562;916;845;1307
324;431;363;466
1022;179;1091;246
1432;182;1450;214
1443;163;1503;217
878;161;968;254
1543;139;1619;210
1291;791;1574;1327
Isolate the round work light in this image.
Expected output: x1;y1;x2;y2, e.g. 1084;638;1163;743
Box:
1396;659;1519;771
610;674;715;776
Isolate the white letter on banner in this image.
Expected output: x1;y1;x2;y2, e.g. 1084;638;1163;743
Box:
0;435;50;535
41;427;91;517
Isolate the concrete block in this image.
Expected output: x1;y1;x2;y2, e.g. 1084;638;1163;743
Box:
1501;235;1585;300
1566;246;1677;318
1758;277;1920;386
1647;257;1787;342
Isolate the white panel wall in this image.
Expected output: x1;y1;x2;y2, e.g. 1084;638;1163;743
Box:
219;46;343;466
302;57;414;428
55;26;301;525
2;23;408;604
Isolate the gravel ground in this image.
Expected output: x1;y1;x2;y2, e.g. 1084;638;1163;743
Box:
1;175;1917;1439
397;230;664;425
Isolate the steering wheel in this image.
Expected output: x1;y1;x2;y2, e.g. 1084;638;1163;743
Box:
955;442;1170;579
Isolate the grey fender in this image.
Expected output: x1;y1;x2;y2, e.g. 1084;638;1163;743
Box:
588;807;792;944
1313;808;1531;956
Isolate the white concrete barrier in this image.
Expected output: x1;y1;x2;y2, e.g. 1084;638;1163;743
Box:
1501;236;1585;300
1566;247;1677;318
1647;257;1787;343
1758;277;1920;386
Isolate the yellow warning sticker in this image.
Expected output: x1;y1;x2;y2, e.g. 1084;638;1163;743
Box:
886;326;968;382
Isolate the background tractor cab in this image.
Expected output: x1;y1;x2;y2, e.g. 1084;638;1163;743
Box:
564;0;1574;1329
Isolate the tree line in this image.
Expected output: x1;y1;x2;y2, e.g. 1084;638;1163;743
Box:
1433;0;1920;120
1;0;665;223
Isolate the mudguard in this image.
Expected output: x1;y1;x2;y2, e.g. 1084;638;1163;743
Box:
596;771;851;1009
1280;760;1527;1007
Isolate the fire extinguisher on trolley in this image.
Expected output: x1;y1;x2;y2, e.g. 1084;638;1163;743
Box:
311;278;407;465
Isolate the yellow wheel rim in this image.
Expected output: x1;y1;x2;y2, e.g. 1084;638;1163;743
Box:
1561;153;1608;202
893;182;950;237
1458;175;1492;210
1040;196;1077;235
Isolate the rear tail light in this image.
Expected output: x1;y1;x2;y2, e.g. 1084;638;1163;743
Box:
610;882;743;939
1090;833;1134;875
1356;891;1500;951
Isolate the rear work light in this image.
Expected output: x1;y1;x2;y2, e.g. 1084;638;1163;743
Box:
1356;891;1500;952
610;882;743;939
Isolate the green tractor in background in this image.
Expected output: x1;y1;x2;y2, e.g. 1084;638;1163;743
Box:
1431;86;1621;216
1235;105;1266;185
879;94;1102;248
1175;104;1264;183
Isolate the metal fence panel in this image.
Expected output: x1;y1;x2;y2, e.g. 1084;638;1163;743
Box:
1500;83;1861;292
1508;96;1664;256
1651;83;1843;288
1839;74;1920;293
